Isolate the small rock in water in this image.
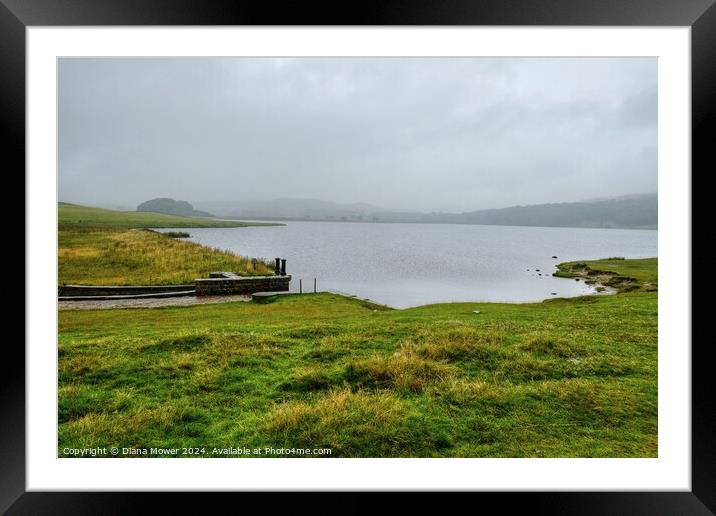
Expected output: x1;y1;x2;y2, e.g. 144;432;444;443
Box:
551;292;557;295
552;256;558;259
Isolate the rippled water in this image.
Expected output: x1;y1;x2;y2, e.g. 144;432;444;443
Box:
158;222;657;308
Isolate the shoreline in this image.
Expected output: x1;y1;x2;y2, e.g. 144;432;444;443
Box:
57;258;655;311
58;205;655;310
215;217;657;231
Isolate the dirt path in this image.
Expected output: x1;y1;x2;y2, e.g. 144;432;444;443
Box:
59;294;251;310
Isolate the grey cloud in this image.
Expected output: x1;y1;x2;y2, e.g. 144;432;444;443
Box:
59;57;657;212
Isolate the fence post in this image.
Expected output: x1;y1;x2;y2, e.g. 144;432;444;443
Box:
280;258;286;276
274;258;281;276
299;279;302;294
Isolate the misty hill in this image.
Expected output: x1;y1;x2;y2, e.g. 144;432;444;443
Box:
194;194;657;229
194;198;392;222
137;198;214;218
429;194;657;229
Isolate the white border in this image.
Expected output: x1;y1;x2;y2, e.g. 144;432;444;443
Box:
27;27;690;491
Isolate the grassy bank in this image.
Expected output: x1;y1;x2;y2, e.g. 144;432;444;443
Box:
555;258;657;293
58;202;277;229
59;203;274;285
58;258;657;458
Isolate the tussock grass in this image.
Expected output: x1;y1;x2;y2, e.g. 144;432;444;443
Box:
263;388;448;457
60;404;188;448
58;203;276;285
404;327;505;362
59;228;272;285
429;378;502;405
521;334;584;358
344;350;454;392
280;366;336;393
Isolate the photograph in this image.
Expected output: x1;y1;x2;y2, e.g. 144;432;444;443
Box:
56;56;659;459
4;0;710;507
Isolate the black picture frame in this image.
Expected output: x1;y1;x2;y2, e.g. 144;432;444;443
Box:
5;0;712;513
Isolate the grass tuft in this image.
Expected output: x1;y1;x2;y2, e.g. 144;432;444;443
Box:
344;350;454;392
521;334;583;358
280;366;336;393
263;388;443;457
404;327;504;362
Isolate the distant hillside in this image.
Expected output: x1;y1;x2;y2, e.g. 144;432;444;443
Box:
436;194;658;229
194;194;657;229
137;198;215;218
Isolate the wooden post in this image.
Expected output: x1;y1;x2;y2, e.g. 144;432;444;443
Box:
280;258;286;276
274;258;281;276
299;279;303;294
314;278;316;293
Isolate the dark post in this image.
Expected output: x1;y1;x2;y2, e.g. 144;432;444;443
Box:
314;278;316;293
274;258;281;276
299;279;303;294
280;258;286;276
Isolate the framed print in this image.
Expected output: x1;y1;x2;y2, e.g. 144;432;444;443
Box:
6;0;713;513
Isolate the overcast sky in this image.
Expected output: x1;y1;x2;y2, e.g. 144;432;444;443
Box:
59;57;656;212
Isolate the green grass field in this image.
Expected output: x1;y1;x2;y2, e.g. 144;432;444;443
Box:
58;202;276;229
58;258;657;458
58;203;275;285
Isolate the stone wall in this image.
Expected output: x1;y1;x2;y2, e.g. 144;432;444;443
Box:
195;275;291;296
59;284;195;297
60;274;291;298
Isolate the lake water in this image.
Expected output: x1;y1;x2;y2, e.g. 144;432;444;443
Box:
159;222;657;308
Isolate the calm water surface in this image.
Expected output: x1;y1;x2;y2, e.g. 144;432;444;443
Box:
160;222;657;308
